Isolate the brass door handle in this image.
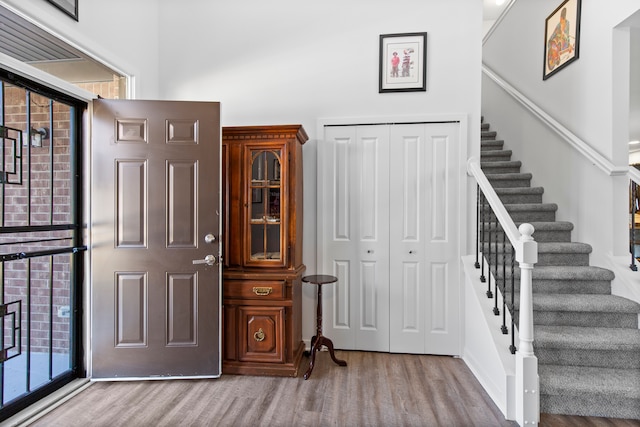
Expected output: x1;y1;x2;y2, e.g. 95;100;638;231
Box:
254;328;265;342
252;287;272;296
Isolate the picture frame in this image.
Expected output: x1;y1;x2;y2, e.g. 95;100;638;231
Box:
379;32;427;93
46;0;78;21
543;0;581;80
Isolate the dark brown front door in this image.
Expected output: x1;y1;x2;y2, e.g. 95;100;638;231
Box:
91;99;221;378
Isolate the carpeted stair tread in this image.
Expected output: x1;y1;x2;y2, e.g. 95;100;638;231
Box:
529;293;640;313
481;122;490;130
539;365;640;401
481;141;505;151
481;130;497;139
494;187;545;204
495;187;544;196
481;149;512;159
535;325;640;351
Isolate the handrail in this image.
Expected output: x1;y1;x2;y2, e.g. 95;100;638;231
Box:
482;64;628;177
467;157;538;265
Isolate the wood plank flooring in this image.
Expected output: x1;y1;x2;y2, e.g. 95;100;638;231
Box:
27;351;640;426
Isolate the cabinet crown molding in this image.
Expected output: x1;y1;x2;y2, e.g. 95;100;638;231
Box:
222;124;308;144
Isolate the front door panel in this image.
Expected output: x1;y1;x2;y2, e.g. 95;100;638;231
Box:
91;99;221;378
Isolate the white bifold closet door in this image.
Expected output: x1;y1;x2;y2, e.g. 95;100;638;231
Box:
319;122;460;355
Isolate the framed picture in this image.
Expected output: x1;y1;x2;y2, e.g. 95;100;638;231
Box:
543;0;581;80
46;0;78;21
379;32;427;93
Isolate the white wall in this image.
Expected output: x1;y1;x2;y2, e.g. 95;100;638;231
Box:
0;0;483;347
483;1;640;266
156;0;483;342
0;0;161;99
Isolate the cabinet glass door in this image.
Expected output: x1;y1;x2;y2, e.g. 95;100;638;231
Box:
249;149;283;264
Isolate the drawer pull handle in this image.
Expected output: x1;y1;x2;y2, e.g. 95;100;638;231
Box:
254;328;266;342
253;287;273;296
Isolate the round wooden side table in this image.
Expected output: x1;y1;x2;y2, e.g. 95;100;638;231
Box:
302;274;347;380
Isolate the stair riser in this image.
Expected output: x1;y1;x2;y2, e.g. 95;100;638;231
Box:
536;348;640;369
519;280;611;295
532;230;572;242
486;253;589;266
481;144;505;152
537;253;590;266
540;395;640;419
481;166;522;174
496;193;543;204
488;178;531;188
498;279;612;294
481;152;511;161
480;229;571;242
482;211;556;222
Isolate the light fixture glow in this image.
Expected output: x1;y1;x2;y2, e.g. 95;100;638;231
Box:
496;0;506;5
630;140;640;145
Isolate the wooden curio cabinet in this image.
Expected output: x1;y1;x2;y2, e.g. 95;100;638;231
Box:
222;125;307;376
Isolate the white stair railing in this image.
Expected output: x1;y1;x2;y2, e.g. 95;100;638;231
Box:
467;157;539;426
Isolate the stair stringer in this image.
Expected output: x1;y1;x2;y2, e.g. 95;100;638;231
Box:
461;255;517;421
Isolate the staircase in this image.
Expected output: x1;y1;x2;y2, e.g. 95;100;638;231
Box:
480;121;640;419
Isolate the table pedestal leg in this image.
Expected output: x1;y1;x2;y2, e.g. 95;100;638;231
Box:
304;282;347;380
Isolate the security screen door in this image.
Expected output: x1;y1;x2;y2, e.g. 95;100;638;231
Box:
0;74;86;421
91;99;221;378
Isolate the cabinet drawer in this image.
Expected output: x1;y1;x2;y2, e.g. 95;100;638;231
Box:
224;280;285;300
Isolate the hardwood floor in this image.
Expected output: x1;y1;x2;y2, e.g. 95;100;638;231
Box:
26;351;640;426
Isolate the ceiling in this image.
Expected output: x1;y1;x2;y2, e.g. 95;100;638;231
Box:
0;4;119;82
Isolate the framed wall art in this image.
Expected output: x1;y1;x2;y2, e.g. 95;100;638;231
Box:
46;0;78;21
543;0;581;80
379;32;427;93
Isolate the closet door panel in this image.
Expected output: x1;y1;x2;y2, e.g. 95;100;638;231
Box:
389;125;427;353
321;126;390;352
353;126;390;352
322;127;357;349
423;123;461;355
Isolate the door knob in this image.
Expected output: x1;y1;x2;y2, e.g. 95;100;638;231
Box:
192;254;219;266
204;234;216;244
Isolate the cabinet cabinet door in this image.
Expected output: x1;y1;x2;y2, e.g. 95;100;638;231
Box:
238;306;285;363
245;145;287;267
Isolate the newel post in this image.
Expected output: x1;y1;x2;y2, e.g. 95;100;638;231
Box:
515;223;539;426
